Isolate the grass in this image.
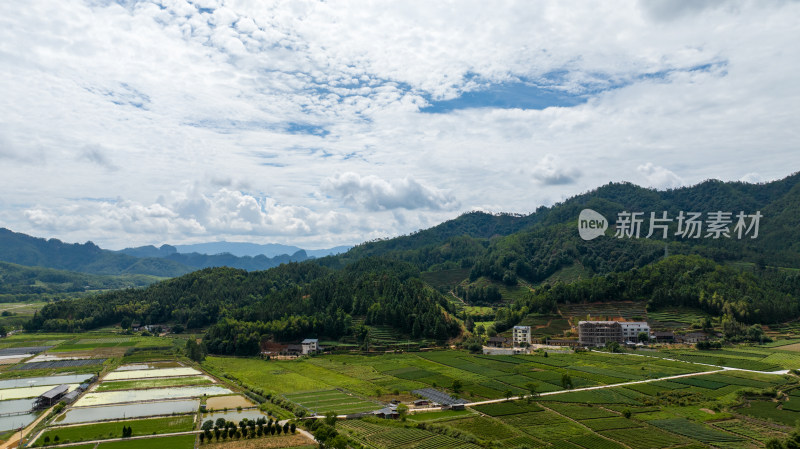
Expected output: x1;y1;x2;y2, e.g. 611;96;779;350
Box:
35;416;195;446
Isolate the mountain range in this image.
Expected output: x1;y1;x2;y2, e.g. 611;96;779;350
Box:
15;172;800;347
0;228;350;277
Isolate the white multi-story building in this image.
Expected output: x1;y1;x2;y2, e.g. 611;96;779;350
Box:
620;322;650;343
512;325;531;347
301;338;319;355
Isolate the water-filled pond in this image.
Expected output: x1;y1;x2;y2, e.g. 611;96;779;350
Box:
0;374;93;390
202;409;268;425
115;361;183;371
0;398;36;414
104;367;201;381
75;385;232;406
0;412;38;431
0;384;78;401
56;399;199;424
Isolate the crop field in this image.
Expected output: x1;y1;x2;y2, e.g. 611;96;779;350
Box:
647;307;711;326
205;350;714;408
33;415;194;446
284;389;382;415
649;418;743;443
737;400;800;426
339;419;482;449
558;302;647;321
419;268;470;290
94;375;212;392
103;367;202;381
600;427;692;449
95;434;196;449
713;419;788;442
643;346;797;371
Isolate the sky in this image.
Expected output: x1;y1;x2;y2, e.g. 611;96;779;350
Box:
1;0;799;250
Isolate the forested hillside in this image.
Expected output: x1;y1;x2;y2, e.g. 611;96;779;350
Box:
514;255;800;325
26;258;460;354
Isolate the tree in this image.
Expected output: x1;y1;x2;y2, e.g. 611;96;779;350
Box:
283;422;289;434
186;338;206;362
561;373;573;390
325;411;337;427
525;382;539;398
622;408;632;419
199;433;205;444
290;423;296;434
638;332;649;343
214;428;221;441
451;379;463;394
215;418;226;428
202;420;214;431
397;403;409;421
505;390;513;401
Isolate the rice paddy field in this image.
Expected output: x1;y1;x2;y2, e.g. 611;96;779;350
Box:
8;327;800;448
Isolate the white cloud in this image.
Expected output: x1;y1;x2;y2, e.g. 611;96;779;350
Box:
323;172;458;211
637;163;684;189
531;154;581;185
0;0;798;248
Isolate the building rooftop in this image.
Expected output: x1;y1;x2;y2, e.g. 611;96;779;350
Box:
301;338;319;344
578;320;619;325
40;384;69;400
513;325;530;330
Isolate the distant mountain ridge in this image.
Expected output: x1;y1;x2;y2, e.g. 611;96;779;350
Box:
0;229;350;276
170;241;350;258
0;228;191;277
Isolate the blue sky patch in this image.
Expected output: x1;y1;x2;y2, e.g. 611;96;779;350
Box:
421;82;586;113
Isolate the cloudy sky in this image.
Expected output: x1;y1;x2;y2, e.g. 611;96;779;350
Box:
1;0;798;249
